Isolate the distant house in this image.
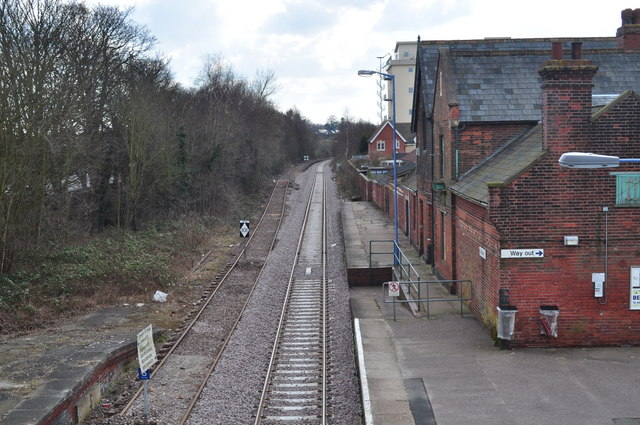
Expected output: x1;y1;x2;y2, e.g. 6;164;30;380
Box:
367;120;414;161
357;8;640;347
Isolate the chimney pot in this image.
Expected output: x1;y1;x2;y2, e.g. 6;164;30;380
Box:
633;8;640;24
552;41;563;60
622;8;634;25
571;42;582;59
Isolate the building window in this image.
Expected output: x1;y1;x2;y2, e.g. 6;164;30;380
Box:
408;87;414;94
409;109;413;116
403;51;409;58
613;173;640;206
408;67;414;72
377;140;385;151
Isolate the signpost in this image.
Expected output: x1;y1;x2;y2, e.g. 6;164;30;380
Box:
136;325;157;416
240;220;250;260
388;281;400;297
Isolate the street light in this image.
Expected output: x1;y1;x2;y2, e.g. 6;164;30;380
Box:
358;69;399;264
559;152;640;168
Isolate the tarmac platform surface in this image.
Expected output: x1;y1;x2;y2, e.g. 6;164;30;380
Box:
343;200;640;425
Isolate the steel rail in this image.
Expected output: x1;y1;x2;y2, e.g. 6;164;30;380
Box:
254;162;329;424
177;179;290;425
119;177;290;417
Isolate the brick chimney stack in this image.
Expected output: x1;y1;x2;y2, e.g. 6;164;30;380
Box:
617;8;640;49
538;42;599;152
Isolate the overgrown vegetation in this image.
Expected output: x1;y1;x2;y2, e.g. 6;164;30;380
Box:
0;0;373;335
0;215;230;334
0;0;320;275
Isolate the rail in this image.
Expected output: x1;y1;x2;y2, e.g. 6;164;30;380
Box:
382;279;472;320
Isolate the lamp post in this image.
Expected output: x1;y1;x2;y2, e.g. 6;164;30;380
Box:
559;151;640;304
559;152;640;168
358;69;399;263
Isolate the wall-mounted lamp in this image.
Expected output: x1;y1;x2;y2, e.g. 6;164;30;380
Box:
564;236;579;246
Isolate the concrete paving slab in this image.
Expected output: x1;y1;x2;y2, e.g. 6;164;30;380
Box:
344;200;640;425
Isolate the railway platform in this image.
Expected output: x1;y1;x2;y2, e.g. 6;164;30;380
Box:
343;200;640;425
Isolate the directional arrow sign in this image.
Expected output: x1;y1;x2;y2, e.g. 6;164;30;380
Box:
500;249;544;259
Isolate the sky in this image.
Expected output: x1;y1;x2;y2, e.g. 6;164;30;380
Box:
84;0;633;124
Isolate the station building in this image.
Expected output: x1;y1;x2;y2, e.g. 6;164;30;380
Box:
355;8;640;346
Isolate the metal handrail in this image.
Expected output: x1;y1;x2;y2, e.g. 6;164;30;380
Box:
382;280;473;320
369;240;420;288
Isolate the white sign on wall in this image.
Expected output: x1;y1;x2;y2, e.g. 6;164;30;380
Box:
631;266;640;310
500;249;544;259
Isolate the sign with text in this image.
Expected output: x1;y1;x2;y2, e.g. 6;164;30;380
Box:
500;249;544;259
631;266;640;310
137;324;157;374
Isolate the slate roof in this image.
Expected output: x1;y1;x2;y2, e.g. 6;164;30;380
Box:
369;162;416;187
450;124;544;205
415;37;640;124
395;123;415;143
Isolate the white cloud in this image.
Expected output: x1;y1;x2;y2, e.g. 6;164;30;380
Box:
81;0;634;123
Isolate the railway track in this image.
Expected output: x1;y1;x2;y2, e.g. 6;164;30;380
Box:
117;176;291;424
254;163;329;424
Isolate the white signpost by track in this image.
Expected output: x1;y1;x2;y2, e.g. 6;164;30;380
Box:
136;324;157;416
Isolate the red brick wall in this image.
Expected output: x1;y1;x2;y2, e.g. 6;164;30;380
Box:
485;90;640;347
454;197;501;333
457;123;533;176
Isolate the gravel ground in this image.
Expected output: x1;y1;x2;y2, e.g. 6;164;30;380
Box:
186;162;362;424
83;162;362;424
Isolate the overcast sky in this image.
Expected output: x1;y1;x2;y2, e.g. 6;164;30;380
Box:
85;0;633;124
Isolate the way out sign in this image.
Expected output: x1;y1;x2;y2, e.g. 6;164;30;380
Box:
239;220;250;238
500;249;544;259
137;324;157;374
388;281;400;297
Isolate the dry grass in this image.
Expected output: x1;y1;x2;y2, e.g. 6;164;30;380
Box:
0;216;238;336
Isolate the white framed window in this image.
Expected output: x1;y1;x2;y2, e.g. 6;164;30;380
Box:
377;140;385;151
408;87;414;93
409;109;413;116
408;67;414;72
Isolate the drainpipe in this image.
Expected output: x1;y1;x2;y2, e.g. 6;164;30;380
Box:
601;206;609;305
429;113;436;266
454;122;466;180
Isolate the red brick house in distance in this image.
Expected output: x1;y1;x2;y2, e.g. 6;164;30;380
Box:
367;120;411;161
353;8;640;347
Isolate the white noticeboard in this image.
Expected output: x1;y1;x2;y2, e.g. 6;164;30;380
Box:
137;324;157;373
631;266;640;310
388;281;400;297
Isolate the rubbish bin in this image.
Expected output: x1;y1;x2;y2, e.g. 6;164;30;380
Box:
539;305;559;337
496;306;518;340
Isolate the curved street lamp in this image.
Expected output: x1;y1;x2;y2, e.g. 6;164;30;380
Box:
358;69;399;264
